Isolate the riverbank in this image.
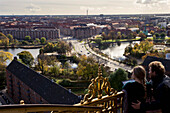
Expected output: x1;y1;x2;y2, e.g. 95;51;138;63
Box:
0;45;43;49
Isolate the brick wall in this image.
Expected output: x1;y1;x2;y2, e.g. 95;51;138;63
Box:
6;70;48;104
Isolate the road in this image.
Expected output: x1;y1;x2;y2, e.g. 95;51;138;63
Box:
64;37;133;72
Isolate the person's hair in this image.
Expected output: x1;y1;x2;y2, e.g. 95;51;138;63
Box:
149;61;165;77
133;66;146;85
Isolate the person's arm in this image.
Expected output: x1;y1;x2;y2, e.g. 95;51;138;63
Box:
132;84;164;111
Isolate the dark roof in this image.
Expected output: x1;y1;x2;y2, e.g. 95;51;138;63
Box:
142;56;170;72
6;60;81;104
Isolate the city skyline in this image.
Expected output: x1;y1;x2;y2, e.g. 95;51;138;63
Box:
0;0;170;15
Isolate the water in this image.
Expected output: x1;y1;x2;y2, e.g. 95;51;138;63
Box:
0;48;40;65
1;48;78;68
101;41;139;60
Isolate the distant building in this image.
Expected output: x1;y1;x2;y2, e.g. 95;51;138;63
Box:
142;56;170;76
72;26;96;39
6;58;80;104
1;27;60;40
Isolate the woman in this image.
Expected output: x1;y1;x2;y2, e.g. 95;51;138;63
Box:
123;66;146;113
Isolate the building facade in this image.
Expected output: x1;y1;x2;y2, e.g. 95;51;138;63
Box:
1;27;60;40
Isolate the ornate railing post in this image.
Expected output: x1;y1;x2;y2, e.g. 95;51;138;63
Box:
79;64;124;113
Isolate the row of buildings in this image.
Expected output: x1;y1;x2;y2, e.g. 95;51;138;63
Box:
0;27;60;40
0;15;170;40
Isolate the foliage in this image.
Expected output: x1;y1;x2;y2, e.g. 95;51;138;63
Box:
101;32;107;41
139;32;146;40
108;31;115;41
0;50;12;90
33;38;40;45
25;36;31;41
160;32;166;39
0;51;13;66
41;41;71;54
35;58;48;75
17;51;34;67
94;38;102;48
40;37;46;44
7;34;14;44
22;40;30;45
167;39;170;44
58;79;73;87
124;40;153;58
0;32;9;46
155;33;160;38
76;55;99;80
48;65;60;77
109;68;128;91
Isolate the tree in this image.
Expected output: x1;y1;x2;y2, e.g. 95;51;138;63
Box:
0;51;13;90
17;51;34;67
76;55;99;80
25;36;31;41
155;33;160;39
160;32;166;39
167;39;170;44
41;37;46;45
101;32;107;42
36;58;48;75
0;33;9;47
139;32;146;40
22;40;29;45
57;41;71;54
109;68;128;91
33;38;40;45
108;31;115;41
0;51;13;67
7;34;14;44
49;65;60;77
117;32;122;40
139;40;153;54
153;35;156;40
95;38;102;48
150;30;154;35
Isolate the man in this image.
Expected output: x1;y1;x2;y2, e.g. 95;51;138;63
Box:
132;61;170;113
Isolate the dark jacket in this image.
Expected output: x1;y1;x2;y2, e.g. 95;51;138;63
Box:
141;75;170;113
123;81;146;113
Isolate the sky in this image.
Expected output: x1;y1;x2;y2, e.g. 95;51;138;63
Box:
0;0;170;15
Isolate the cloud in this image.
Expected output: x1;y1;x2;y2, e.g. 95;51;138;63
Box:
25;4;41;13
136;0;168;4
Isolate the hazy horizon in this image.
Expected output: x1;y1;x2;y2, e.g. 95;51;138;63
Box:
0;0;170;15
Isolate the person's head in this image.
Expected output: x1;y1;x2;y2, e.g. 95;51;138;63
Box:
132;66;146;85
149;61;165;79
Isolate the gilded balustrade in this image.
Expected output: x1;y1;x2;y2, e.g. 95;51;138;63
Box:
76;65;124;113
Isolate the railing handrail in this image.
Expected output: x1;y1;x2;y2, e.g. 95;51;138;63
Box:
0;104;102;113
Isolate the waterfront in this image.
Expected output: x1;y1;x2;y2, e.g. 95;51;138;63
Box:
101;41;140;60
0;48;40;65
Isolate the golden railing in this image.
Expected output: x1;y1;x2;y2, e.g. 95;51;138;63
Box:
76;65;124;113
0;104;102;113
0;65;124;113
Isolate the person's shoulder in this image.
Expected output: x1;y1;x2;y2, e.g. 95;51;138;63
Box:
161;75;170;88
123;81;135;89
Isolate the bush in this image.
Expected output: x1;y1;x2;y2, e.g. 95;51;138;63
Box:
58;79;72;87
109;68;128;91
